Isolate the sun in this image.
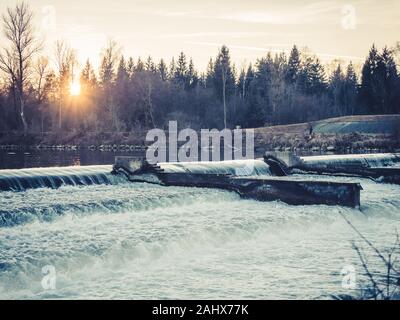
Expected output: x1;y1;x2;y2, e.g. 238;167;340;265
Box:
70;81;81;96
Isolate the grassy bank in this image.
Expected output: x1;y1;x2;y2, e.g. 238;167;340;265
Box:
254;131;400;152
1;115;400;152
254;115;400;152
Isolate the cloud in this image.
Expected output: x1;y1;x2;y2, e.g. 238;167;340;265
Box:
153;10;193;17
186;41;292;52
216;1;342;25
157;32;295;39
133;1;400;28
220;12;291;24
187;41;364;61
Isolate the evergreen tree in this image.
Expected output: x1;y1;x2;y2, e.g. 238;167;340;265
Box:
186;58;198;90
158;59;168;81
80;59;97;91
1;39;398;135
309;58;327;94
80;59;91;85
99;56;114;86
126;57;135;79
169;57;176;80
244;64;255;98
286;45;301;85
360;45;386;114
99;40;119;87
269;53;288;122
145;56;156;73
135;57;145;72
116;56;128;84
43;71;58;102
253;53;274;122
213;45;235;127
343;62;358;115
298;55;326;95
237;69;246;99
381;47;399;114
205;58;214;89
174;52;188;87
98;40;120;130
329;64;345;116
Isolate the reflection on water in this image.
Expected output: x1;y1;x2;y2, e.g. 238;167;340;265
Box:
0;150;144;170
0;148;399;299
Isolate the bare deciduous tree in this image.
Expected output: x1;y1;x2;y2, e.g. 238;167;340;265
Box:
33;56;49;103
99;39;121;130
0;1;41;133
54;39;77;129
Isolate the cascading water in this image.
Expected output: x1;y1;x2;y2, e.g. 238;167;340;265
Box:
0;165;119;192
299;153;400;169
0;164;399;299
158;159;272;176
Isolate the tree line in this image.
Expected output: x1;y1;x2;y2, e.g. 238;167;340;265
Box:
0;2;399;135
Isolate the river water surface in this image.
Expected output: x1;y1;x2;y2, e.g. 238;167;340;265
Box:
0;151;399;299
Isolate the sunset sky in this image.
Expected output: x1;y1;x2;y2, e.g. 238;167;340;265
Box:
0;0;399;70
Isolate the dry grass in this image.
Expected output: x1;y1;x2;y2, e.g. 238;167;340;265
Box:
253;114;400;151
254;131;399;151
1;115;400;150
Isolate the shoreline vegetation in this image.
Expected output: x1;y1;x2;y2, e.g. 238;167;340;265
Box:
0;1;399;302
1;115;399;153
1;4;400;142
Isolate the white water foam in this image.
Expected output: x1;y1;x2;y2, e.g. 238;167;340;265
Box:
0;173;399;299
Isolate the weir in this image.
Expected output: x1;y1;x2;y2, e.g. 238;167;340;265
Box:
292;153;400;184
0;165;114;192
113;157;362;208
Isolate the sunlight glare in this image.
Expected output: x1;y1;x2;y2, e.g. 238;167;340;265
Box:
70;81;81;96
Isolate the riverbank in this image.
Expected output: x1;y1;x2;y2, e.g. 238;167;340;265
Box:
1;133;398;153
255;114;400;152
1;115;399;153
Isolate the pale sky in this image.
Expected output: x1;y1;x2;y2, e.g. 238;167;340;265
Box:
0;0;399;71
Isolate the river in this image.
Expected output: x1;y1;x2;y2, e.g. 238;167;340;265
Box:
0;150;399;299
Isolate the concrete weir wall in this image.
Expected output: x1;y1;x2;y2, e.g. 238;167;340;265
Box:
113;156;362;208
156;173;361;208
293;153;400;184
233;177;361;208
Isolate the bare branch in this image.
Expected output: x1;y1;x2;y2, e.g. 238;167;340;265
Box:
0;1;41;132
353;243;385;299
339;211;398;273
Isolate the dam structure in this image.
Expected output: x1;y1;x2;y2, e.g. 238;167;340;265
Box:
5;153;400;209
113;156;362;208
291;153;400;184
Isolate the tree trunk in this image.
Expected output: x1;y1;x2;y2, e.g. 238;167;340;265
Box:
147;82;156;129
222;69;227;129
242;79;246;100
19;95;28;134
59;96;62;130
15;83;28;134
